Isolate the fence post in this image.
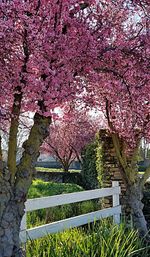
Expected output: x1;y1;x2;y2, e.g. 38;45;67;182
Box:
112;181;120;224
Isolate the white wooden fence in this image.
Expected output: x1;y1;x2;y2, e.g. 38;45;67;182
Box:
20;181;121;243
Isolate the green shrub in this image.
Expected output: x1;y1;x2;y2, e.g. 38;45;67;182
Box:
81;141;99;189
96;134;105;187
81;133;104;190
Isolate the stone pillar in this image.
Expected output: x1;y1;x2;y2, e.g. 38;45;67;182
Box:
99;130;127;212
98;130;150;226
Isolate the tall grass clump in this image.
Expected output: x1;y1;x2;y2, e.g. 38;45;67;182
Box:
26;220;150;257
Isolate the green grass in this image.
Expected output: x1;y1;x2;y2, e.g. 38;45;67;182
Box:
28;179;83;198
139;171;144;175
35;167;81;173
26;220;150;257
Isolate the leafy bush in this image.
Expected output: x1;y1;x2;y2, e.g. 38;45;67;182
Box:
81;133;104;190
81;141;99;189
26;220;150;257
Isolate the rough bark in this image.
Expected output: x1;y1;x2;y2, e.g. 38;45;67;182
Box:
0;113;51;257
126;182;149;237
0;170;25;257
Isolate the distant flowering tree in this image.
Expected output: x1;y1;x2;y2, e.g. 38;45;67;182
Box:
42;109;97;171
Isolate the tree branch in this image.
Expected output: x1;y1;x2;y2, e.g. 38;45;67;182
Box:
8;26;30;185
7;87;22;184
71;146;82;164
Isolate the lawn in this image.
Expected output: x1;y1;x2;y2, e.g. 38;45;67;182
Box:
28;179;83;198
35;167;81;173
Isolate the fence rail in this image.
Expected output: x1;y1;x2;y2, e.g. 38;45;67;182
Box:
20;181;121;243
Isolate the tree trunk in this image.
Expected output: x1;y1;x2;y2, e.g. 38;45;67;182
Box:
0;113;51;256
62;164;69;172
60;160;69;172
0;170;25;257
126;182;148;237
109;132;149;237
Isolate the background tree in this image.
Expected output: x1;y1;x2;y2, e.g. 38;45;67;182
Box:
42;108;97;172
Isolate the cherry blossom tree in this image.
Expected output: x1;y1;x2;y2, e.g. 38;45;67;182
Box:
83;0;150;237
0;1;98;255
42;109;97;171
